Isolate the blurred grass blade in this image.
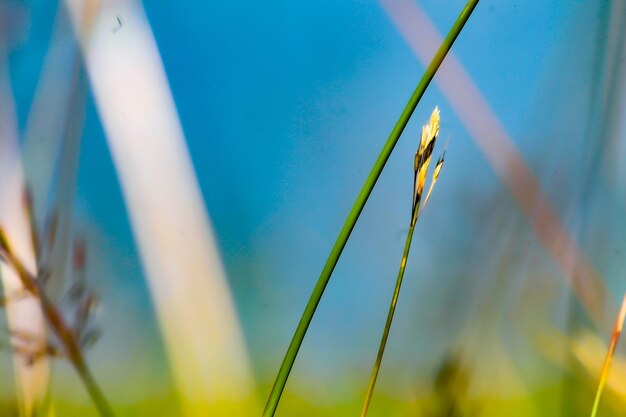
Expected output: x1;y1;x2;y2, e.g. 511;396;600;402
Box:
22;4;86;306
43;61;86;302
590;294;626;417
0;45;50;417
22;4;79;219
62;0;257;413
263;2;479;415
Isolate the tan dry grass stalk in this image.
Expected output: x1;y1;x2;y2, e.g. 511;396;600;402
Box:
590;294;626;417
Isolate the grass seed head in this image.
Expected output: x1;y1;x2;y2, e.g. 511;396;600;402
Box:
0;227;10;260
422;151;446;209
413;107;442;219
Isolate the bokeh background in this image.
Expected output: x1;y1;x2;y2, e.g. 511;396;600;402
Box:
1;0;626;415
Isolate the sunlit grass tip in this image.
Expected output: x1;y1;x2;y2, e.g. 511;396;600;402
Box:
590;293;626;417
413;106;442;223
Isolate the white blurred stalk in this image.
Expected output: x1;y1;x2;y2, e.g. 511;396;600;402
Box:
63;0;256;413
23;5;85;304
22;6;78;217
0;48;50;417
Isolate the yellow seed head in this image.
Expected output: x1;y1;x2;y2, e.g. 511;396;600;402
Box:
413;107;445;221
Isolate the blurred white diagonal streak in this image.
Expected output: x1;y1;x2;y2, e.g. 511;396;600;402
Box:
0;49;50;417
22;6;78;208
380;0;608;327
63;0;256;413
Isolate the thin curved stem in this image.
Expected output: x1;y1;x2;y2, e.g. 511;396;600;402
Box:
263;1;480;415
590;294;626;417
361;222;415;417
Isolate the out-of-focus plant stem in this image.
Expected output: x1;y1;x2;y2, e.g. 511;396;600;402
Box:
0;231;114;417
590;294;626;417
263;1;480;415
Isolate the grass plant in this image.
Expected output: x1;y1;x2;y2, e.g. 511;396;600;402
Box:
263;1;480;415
0;192;114;417
360;107;445;416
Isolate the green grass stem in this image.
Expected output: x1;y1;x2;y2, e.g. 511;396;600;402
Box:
360;221;416;417
263;1;480;415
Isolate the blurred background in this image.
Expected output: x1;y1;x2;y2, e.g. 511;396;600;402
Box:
1;0;625;415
